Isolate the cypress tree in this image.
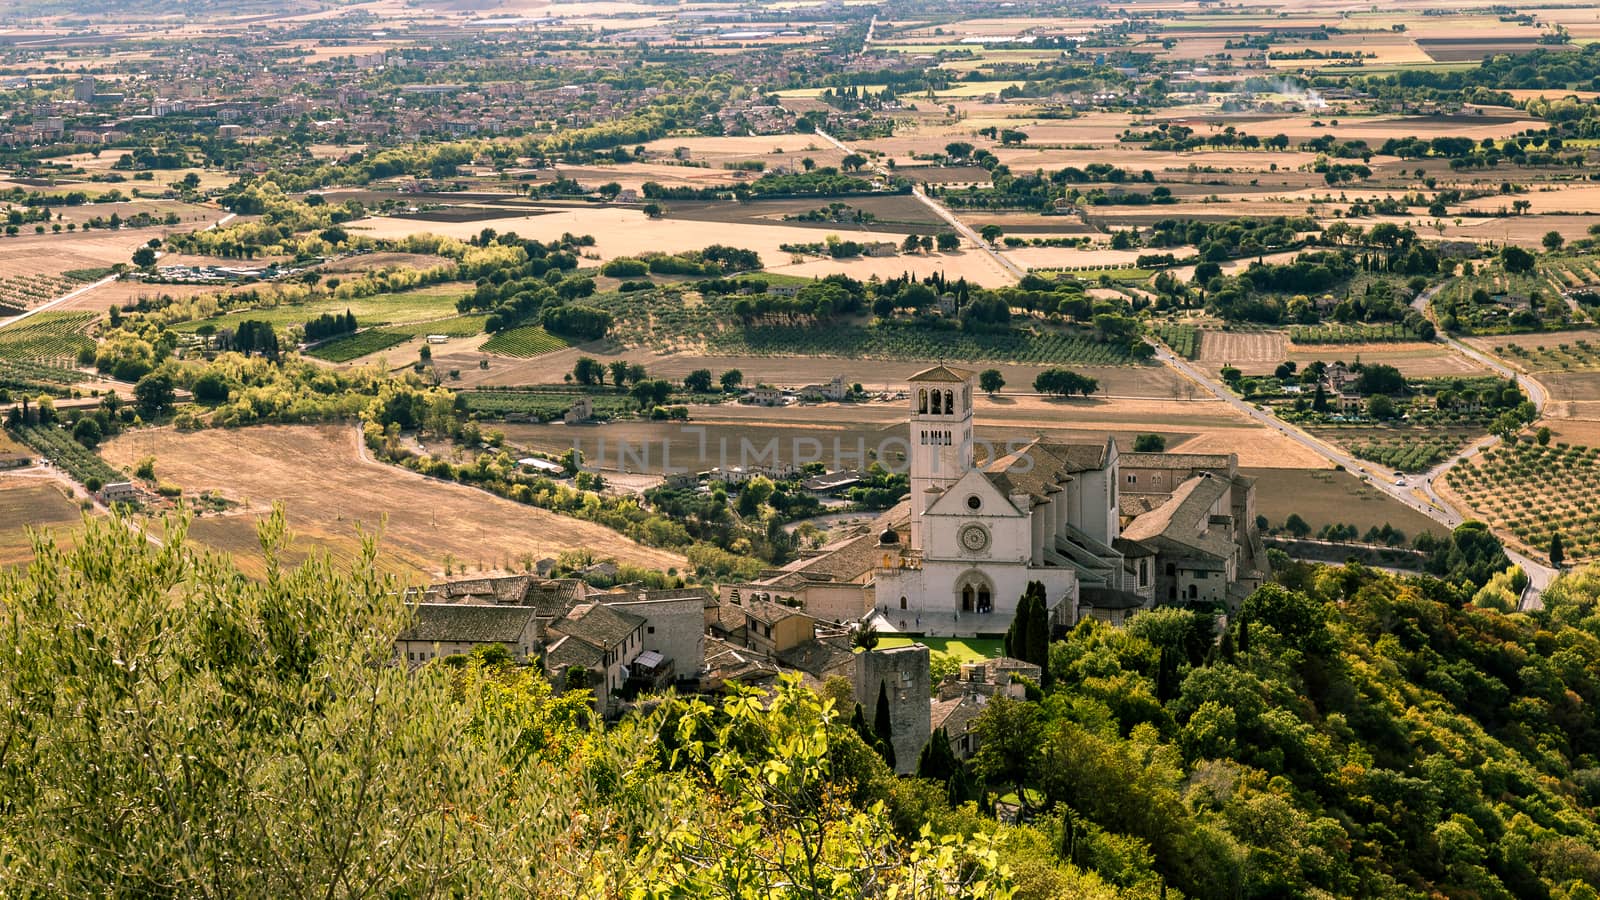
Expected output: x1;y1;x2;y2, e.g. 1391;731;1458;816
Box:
1004;597;1026;660
946;761;972;806
849;702;873;745
873;682;896;769
916;728;956;782
1025;582;1049;672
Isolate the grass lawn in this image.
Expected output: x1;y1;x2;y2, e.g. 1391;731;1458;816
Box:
877;636;1004;662
171;284;470;334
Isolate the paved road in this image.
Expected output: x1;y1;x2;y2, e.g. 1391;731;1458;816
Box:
814;128;1023;283
1409;281;1555;606
1148;334;1555;609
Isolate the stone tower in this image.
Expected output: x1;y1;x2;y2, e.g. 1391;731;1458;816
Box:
853;643;931;775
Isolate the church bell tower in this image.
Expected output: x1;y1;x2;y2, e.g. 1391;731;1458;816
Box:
907;365;975;551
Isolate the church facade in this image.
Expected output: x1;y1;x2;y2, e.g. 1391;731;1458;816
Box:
869;365;1266;636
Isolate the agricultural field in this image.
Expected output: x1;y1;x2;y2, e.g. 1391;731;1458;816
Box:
461;389;639;422
0;273;75;315
1148;322;1198;359
479;326;572;359
1338;431;1468;473
0;476;89;569
1248;467;1444;542
1195;329;1286;371
1445;442;1600;561
501;389;1328;473
1283;342;1494;378
99;425;686;581
1288;323;1426;344
305;330;411;362
0;312;97;363
0;357;79;395
575;285;1138;365
7;423;122;487
1481;333;1600;373
169;283;471;337
706;322;1135;365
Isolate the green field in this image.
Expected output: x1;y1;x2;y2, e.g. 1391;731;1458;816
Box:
708;323;1133;364
1289;323;1425;344
0;357;80;395
171;284;471;335
305;330;412;362
0;312;97;361
387;314;488;338
462;389;638;420
877;636;1005;662
479;326;571;358
1149;322;1199;359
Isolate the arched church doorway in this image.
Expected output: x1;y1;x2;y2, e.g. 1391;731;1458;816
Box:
956;573;994;614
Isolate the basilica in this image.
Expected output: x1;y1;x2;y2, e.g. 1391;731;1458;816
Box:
868;364;1268;636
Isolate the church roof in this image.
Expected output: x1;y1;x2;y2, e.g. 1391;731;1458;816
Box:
908;364;975;383
1121;473;1236;560
1040;439;1111;473
982;438;1110;501
1118;451;1237;474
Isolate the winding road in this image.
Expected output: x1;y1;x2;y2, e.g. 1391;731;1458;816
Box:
1149;319;1555;610
813;128;1024;282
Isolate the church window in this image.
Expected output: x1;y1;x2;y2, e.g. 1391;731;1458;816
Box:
966;494;982;510
931;391;942;415
1126;474;1137;484
919;390;928;414
944;390;954;413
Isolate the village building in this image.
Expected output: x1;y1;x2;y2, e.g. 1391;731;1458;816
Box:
929;656;1044;760
544;602;646;711
395;604;541;665
100;481;139;504
742;386;785;406
719;531;880;624
590;586;709;684
800;375;849;402
565;396;594;424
